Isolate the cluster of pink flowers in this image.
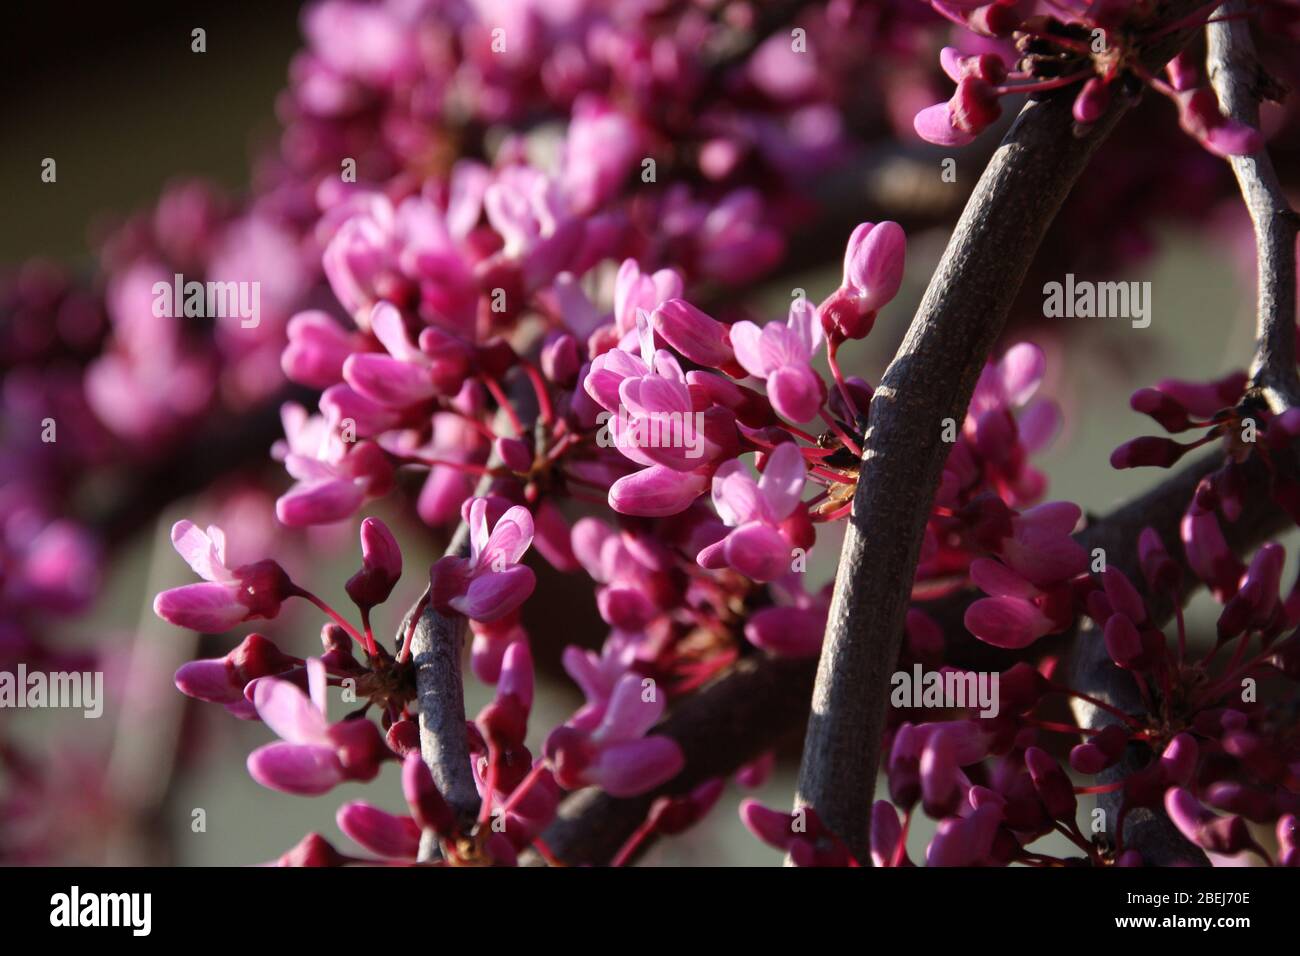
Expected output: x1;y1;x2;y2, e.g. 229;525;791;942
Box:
7;0;1300;869
913;1;1263;158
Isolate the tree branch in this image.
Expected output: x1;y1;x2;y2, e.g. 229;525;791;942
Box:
1207;0;1300;412
792;99;1129;863
409;514;481;861
790;3;1211;863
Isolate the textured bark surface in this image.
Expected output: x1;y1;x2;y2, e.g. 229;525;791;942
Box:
1207;0;1300;412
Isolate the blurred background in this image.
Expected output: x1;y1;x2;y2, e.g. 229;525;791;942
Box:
2;0;1297;866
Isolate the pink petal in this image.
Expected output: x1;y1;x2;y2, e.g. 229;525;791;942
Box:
153;582;247;632
336;802;421;858
343;353;436;407
481;505;535;570
964;596;1053;649
744;605;825;658
608;466;708;517
969;557;1039;599
724;521;793;582
247;742;344;796
767;364;825;423
996;342;1046;407
728;320;768;377
587;737;684;797
170;519;229;583
592;672;665;744
253;676;331;745
452;565;536;622
913;103;974;146
276;478;365;527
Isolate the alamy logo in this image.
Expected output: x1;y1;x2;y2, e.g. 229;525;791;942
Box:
890;664;999;718
0;664;103;718
1042;273;1151;328
595;407;706;459
152;272;260;327
50;886;151;936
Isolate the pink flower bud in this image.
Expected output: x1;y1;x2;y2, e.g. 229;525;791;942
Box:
345;517;402;610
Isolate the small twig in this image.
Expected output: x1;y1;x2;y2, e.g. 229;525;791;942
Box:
1207;0;1300;412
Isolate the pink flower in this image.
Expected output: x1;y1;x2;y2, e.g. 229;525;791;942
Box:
482;166;583;293
959;342;1059;506
430;497;536;622
729;300;826;423
272;402;394;526
613;259;683;339
913;49;1005;148
174;632;302;718
321;186;478;333
963;501;1086;649
281;310;367;389
739;800;856;866
692;189;784;285
342;302;472;408
585;315;739;516
153;520;294;632
247;658;390;795
561;96;641;215
560;630;644;731
572;518;676;631
698;442;810;582
544;672;684;797
816;221;906;343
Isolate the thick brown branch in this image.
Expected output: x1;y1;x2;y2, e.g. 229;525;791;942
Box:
793;106;1129;862
1207;0;1300;411
791;3;1209;863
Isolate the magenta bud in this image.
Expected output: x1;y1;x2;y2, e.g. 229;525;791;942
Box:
1025;746;1077;821
1138;527;1181;595
386;718;420;757
345;517;402;610
540;332;579;385
1104;614;1144;668
843;220;906;314
1110;435;1189;469
496;436;534;474
232;559;296;619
